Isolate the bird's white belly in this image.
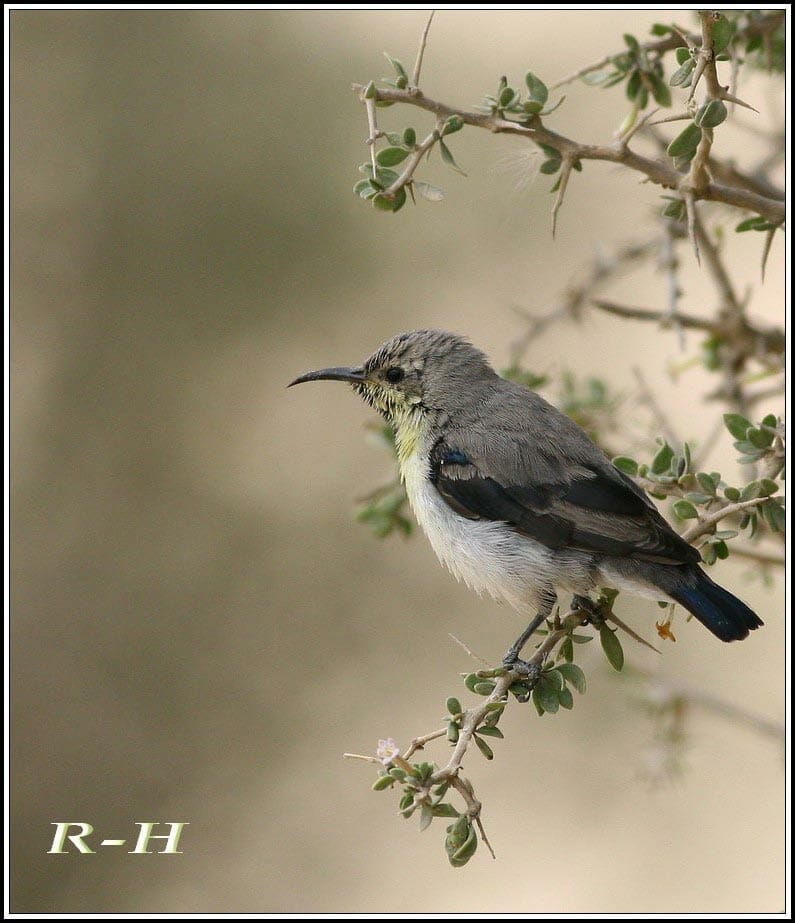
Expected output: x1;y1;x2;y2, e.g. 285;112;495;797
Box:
401;451;591;614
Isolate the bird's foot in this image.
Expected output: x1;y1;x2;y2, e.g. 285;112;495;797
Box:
501;654;541;703
571;594;604;626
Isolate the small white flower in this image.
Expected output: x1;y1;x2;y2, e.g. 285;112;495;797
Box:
376;737;400;765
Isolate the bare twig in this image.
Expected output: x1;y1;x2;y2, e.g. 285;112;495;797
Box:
381;129;443;200
681;496;772;544
659;220;685;349
411;10;435;87
632;367;679;447
728;545;785;568
551;158;574;237
639;674;784;742
364;95;379;177
591;299;713;332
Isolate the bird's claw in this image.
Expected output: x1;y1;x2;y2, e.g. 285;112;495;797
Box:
502;656;541;701
571;594;604;626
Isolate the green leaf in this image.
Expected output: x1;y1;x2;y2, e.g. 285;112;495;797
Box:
438;140;466;175
402;127;416;147
533;676;560;714
694;99;728;128
736;216;777;232
761;414;778;429
432;803;460;818
353;179;379;199
675;46;692;66
446;696;462;716
446;819;477;866
696;472;717;496
684;492;714;505
383;52;407;80
651;440;675;474
358;163;399;185
667;122;701;158
761;499;786;532
672;499;699;520
558;686;574;710
372;774;394;791
473;735;494;760
650;24;672;36
376;147;409;167
447;721;459;744
600;625;624;671
625;69;642;102
556;662;587;694
739;480;762;501
669;59;696;87
746;426;774;448
372;187;407;213
499;85;516;107
759;479;779;497
525;71;549;107
613;456;639;475
723;486;741;501
442;115;464;136
464;673;479;693
648;72;672;107
419;802;434;832
711;14;735;54
363;80;377;99
482;705;504;727
476;725;504;739
623;33;640;54
473;681;496;696
559;636;574;664
724;412;752;440
571;632;594;644
414;181;444;202
662;198;686;221
540;158;562;175
701;543;717;565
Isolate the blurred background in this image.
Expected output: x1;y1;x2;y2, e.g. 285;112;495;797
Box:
9;9;785;914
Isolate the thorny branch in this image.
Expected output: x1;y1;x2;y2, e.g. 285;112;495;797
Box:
352;83;785;226
348;11;785;864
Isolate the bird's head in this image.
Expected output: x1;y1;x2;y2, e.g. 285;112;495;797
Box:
289;329;498;448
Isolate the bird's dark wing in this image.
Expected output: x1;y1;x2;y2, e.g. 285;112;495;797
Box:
429;436;699;567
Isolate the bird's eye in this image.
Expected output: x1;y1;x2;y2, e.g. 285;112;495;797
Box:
385;366;405;384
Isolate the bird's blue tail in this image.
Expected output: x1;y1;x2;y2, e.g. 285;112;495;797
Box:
670;569;763;642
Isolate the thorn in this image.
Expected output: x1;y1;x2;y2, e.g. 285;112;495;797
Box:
721;91;759;113
551;159;573;239
684;192;700;265
760;226;777;282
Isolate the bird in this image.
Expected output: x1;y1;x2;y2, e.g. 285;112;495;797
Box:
289;329;762;667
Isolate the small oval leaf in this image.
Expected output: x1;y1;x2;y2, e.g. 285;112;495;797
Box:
600;625;625;671
376;146;409;167
667;122;702;158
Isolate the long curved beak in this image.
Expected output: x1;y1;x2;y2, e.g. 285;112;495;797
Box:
288;366;367;387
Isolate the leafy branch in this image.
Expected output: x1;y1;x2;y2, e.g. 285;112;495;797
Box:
351;10;785;237
345;10;784;867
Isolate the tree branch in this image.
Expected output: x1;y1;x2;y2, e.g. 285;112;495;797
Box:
352;84;786;225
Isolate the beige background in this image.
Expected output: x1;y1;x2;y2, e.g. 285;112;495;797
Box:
10;9;785;914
